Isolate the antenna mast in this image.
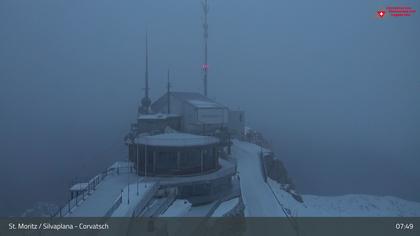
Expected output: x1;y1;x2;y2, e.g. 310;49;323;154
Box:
202;0;209;97
139;32;152;115
145;32;150;100
167;69;171;114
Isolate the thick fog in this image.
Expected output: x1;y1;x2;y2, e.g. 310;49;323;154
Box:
0;0;419;216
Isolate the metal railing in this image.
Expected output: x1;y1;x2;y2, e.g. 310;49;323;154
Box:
52;162;134;217
259;151;268;183
131;181;160;217
104;194;123;217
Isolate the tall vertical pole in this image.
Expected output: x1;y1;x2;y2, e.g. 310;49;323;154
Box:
200;150;204;173
136;144;139;196
167;69;171;114
144;141;147;178
139;32;151;115
202;0;209;97
127;163;130;204
145;33;150;101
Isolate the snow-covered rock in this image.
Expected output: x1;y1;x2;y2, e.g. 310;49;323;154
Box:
269;178;420;217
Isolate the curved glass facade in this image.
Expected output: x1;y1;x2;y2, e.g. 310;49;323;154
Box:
128;144;220;176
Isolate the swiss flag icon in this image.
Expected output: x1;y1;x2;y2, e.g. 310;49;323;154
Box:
377;10;386;18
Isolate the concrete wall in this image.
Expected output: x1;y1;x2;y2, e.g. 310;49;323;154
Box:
228;110;245;137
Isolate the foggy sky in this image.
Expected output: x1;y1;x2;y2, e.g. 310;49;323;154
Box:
0;0;419;216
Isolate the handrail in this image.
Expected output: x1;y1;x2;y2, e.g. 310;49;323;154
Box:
52;163;134;217
104;194;123;217
131;181;160;217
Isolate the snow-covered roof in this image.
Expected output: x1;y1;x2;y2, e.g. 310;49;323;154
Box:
187;100;222;108
138;113;180;120
135;133;219;147
151;91;227;111
70;183;88;192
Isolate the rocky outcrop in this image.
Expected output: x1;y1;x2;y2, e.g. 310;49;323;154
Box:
262;153;303;203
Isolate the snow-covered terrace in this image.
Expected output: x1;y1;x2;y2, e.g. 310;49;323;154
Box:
62;162;159;217
56;157;237;217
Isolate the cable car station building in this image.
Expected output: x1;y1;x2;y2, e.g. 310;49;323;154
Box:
124;37;241;205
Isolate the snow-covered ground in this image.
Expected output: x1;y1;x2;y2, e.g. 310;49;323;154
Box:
233;139;420;217
232;140;285;216
212;198;239;217
160;200;191;217
112;182;157;217
184;202;217;217
269;179;420;217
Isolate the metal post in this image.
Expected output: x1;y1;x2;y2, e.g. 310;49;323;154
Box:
201;150;204;173
145;143;148;177
167;69;171;114
136;144;139;196
177;151;180;169
214;147;218;168
127;176;130;205
153;151;156;173
127;161;130;205
202;0;209;96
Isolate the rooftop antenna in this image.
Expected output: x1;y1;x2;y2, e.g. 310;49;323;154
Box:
145;32;149;101
139;31;152;114
167;68;171;114
202;0;209;97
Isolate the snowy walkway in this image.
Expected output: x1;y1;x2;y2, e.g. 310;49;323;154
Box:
212;198;239;217
112;181;158;217
67;173;143;217
183;202;217;217
232;140;285;217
